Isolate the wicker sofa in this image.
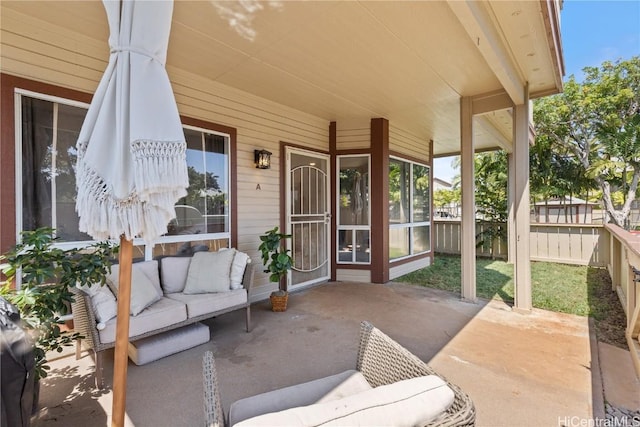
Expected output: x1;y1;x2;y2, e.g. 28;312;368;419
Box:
72;249;254;388
203;321;475;426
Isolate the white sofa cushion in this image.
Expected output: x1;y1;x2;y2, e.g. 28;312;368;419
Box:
107;266;161;316
159;256;192;293
98;297;187;344
183;250;235;294
76;282;117;323
229;370;371;426
166;289;246;318
128;322;210;365
234;375;455;427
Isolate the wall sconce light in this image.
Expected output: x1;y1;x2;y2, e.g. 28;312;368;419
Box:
254;149;272;169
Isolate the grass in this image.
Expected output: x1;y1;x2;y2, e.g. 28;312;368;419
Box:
396;255;608;319
396;254;627;347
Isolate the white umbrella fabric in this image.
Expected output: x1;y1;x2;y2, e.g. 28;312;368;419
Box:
75;1;187;425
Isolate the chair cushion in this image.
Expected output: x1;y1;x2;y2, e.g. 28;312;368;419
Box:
183;250;235;294
233;375;455;427
228;370;371;426
166;289;246;319
128;322;210;365
159;256;192;293
98;297;187;344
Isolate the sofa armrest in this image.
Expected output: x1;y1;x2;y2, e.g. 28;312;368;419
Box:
356;321;476;427
70;287;101;351
241;262;255;296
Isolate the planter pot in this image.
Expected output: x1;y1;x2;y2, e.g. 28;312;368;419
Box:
270;292;288;312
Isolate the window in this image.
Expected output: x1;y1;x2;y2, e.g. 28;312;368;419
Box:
389;157;430;260
168;126;230;236
20;94;91;242
17;91;232;253
337;155;370;264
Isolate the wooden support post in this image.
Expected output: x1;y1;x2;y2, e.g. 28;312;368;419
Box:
460;96;476;302
513;86;532;313
112;236;133;427
507;152;516;263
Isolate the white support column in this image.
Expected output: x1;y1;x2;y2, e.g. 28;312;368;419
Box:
460;97;476;302
513;86;532;312
507;151;516;264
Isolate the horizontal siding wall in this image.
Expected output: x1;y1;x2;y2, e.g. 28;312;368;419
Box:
389;124;430;162
390;257;431;280
336;119;370;151
336;269;372;283
1;7;329;297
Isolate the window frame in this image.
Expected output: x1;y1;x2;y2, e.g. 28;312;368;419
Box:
388;155;431;261
180;123;232;239
14;89;233;256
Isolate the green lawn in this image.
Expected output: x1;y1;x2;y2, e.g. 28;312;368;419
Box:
396;254;613;318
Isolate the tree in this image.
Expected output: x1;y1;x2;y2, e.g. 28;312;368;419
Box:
452;151;508;257
534;57;640;228
530;132;596;222
433;188;460;215
451;152;507;222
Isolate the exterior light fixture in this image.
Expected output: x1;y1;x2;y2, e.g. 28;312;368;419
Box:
254;149;272;169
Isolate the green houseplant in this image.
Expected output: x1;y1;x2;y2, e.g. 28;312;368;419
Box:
0;227;116;381
258;227;293;311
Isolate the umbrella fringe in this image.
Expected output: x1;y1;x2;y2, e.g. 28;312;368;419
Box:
132;140;188;196
76;140;188;243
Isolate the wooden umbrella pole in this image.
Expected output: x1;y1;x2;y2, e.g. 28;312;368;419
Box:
112;236;133;427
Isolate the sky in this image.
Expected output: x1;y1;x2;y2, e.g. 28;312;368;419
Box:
434;0;640;183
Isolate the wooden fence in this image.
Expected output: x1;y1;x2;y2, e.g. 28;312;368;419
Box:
433;221;606;267
605;224;640;378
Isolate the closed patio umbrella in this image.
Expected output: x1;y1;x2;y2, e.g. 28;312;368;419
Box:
75;1;187;425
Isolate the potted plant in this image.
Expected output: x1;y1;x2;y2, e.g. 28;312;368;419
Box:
0;227;116;406
258;227;293;312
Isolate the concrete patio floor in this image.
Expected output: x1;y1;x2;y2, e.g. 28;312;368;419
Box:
32;281;630;426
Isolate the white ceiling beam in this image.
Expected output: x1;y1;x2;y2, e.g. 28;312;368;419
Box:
471;90;513;115
447;0;525;105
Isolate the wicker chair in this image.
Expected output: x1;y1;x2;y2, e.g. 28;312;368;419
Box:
203;320;475;427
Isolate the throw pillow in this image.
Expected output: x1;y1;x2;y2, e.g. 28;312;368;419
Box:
132;260;162;297
107;265;162;316
183;250;235;294
229;250;250;290
159;256;192;293
76;282;117;323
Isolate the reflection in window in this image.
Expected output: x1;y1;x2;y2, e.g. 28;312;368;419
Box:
338;155;370;264
21;96;92;241
389;157;431;260
389;159;410;224
167;127;229;236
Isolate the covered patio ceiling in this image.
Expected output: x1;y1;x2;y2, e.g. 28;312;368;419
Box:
2;0;563;156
